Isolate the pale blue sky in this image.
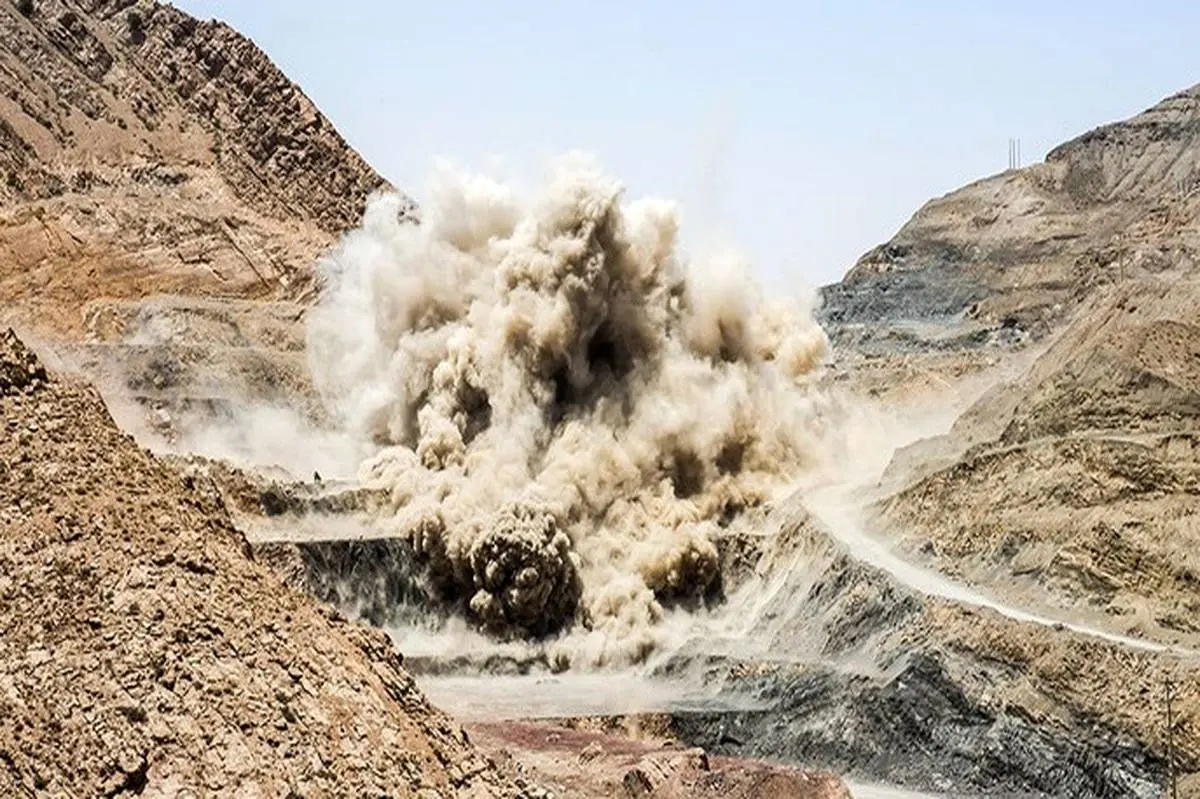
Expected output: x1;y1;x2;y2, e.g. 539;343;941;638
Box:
175;1;1200;288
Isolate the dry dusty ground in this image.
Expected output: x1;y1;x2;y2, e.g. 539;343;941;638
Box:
468;720;850;799
0;328;547;797
812;83;1200;793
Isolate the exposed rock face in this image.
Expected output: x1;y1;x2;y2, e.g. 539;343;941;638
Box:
810;84;1200;793
0;330;534;797
821;83;1200;361
1047;83;1200;205
878;277;1200;661
657;505;1175;798
0;0;411;335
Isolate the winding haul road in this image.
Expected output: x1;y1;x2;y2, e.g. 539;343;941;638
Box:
800;487;1199;658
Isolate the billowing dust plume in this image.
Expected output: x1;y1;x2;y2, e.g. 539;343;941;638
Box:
307;154;832;665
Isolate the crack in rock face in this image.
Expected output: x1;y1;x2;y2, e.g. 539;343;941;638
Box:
306;154;835;665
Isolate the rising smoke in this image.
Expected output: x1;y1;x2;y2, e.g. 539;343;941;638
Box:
306;154;833;665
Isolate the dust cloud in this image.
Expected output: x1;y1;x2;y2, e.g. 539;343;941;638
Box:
307;154;834;665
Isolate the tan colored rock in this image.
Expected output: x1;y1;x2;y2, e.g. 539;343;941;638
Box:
0;332;533;796
0;0;412;337
880;278;1200;647
840;84;1200;332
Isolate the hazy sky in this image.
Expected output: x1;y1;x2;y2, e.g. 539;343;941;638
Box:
175;1;1200;289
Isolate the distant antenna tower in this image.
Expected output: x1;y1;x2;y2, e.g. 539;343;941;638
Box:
1007;137;1022;170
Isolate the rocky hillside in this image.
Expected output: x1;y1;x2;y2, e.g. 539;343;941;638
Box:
808;81;1200;794
822;83;1200;364
0;0;412;337
0;328;537;797
877;277;1200;651
833;84;1200;652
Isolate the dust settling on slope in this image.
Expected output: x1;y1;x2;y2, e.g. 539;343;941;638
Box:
306;156;834;666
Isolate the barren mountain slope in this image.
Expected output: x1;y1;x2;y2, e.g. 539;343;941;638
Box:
0;329;535;797
875;277;1200;651
821;83;1200;377
798;83;1200;794
0;0;409;337
815;80;1200;652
